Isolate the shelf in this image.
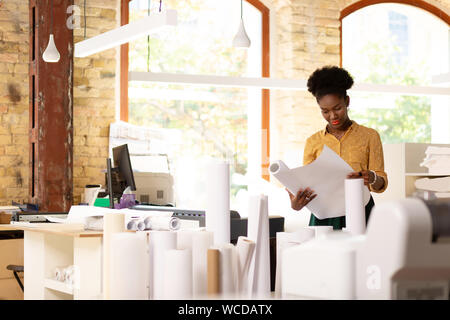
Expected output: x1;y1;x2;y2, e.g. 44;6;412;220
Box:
405;173;450;177
44;278;74;295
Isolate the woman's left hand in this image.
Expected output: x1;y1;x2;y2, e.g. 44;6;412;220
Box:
347;170;375;186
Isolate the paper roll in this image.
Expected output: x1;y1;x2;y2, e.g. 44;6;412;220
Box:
137;220;146;231
103;213;125;300
147;216;180;231
54;267;64;282
218;243;237;295
149;231;177;299
177;230;196;250
345;178;366;235
205;159;230;245
126;219;139;231
275;228;315;296
236;237;255;295
163;249;193;299
307;225;334;238
144;216;152;230
247;194;271;298
207;248;220;296
192;231;214;297
110;232;148;300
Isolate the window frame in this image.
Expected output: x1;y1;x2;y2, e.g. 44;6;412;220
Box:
120;0;271;180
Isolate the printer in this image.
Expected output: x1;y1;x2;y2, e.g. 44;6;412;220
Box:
282;198;450;300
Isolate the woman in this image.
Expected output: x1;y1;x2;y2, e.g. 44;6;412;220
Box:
287;66;388;230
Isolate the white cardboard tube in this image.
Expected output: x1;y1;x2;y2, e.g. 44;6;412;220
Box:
236;237;255;295
345;178;366;235
149;230;177;299
205;159;230;245
192;231;214;297
163;249;193;299
110;232;148;300
247;194;271;298
307;225;334;238
217;243;238;296
147;216;180;231
103;213;125;300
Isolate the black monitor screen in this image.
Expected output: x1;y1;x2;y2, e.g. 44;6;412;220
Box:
112;144;136;191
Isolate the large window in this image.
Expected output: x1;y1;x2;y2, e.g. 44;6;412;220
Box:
126;0;267;209
342;3;449;143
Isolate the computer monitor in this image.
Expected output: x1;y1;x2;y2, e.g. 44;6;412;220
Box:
105;144;136;208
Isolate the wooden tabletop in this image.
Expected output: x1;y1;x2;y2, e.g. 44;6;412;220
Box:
0;223;103;238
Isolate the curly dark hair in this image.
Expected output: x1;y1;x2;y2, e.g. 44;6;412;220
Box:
306;66;354;100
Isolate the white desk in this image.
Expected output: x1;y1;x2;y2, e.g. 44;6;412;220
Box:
1;223;103;300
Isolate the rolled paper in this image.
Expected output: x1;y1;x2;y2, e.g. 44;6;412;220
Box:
126;219;139;231
275;228;315;296
137;220;146;231
149;230;177;299
218;243;237;295
144;216;152;230
54;267;64;282
103;213;125;300
163;249;193;299
177;230;196;250
147;216;180;231
192;231;214;297
345;178;366;235
207;248;220;296
236;237;255;295
205;159;230;245
110;232;147;300
247;194;271;298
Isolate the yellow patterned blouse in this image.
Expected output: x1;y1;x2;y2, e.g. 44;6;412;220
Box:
303;121;388;193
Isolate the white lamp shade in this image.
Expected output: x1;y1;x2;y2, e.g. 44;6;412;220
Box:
232;19;251;48
43;34;60;63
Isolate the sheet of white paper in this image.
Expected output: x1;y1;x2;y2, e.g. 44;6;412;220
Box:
269;145;370;219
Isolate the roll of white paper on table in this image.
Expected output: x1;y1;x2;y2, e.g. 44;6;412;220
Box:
205;159;230;245
149;230;177;299
345;178;366;235
218;243;237;296
126;219;138;231
137;220;146;231
192;231;214;297
177;230;196;250
110;232;148;300
236;237;255;295
247;194;271;298
274;228;315;296
163;249;193;299
147;216;180;231
144;216;152;230
103;213;125;300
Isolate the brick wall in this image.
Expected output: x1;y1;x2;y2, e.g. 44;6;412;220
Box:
73;0;119;204
0;0;119;206
0;0;29;205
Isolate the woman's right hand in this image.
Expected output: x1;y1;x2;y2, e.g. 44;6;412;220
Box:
286;187;317;211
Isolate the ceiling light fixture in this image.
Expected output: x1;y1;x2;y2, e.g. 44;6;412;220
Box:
43;0;60;63
74;9;177;58
232;0;251;48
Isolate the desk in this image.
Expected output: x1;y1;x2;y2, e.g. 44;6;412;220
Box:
1;224;103;300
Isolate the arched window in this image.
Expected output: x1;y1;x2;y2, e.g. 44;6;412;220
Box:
341;1;450;143
120;0;270;209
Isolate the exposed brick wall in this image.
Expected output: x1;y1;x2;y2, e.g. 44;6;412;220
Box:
73;0;119;204
0;0;29;205
0;0;119;206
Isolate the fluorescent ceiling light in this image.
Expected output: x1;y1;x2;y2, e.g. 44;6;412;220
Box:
74;9;177;58
129;71;307;90
129;71;450;96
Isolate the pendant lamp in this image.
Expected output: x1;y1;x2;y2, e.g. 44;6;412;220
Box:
43;0;60;63
232;0;251;48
